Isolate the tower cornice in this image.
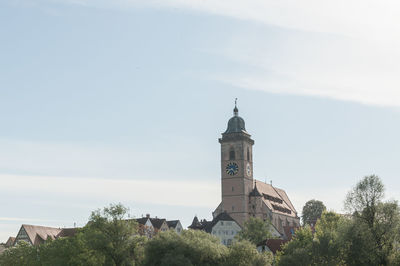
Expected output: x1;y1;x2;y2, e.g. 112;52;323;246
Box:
219;133;254;145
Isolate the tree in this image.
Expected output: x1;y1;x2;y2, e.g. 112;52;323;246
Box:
302;199;326;226
344;175;400;265
345;174;384;228
143;229;228;266
236;217;272;245
83;203;146;266
277;211;345;266
312;211;344;265
276;226;313;266
225;240;272;266
0;241;39;266
38;231;104;266
337;217;378;266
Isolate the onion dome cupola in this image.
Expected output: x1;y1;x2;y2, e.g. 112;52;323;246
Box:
223;99;250;135
224;104;248;134
220;98;254;144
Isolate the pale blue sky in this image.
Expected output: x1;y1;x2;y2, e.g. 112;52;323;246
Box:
1;0;400;241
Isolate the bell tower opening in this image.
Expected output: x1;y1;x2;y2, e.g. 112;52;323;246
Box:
229;149;235;160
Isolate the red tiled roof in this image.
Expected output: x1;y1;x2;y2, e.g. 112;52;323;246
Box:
259;239;287;254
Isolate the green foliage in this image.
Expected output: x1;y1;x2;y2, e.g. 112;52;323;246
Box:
225;240;272;266
345;174;384;227
276;226;313;266
337;217;378;266
83;203;145;266
302;199;326;226
1;186;399;266
143;229;228;266
278;175;400;266
143;230;271;266
277;212;345;266
236;217;272;245
38;231;104;266
0;241;39;266
345;175;400;265
312;212;344;265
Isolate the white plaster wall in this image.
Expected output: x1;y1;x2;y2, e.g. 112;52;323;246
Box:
211;220;242;246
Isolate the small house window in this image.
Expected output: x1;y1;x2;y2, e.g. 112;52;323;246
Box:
232;186;234;192
232;206;235;211
229;149;235;160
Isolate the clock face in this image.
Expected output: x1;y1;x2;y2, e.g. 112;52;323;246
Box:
246;163;251;177
226;162;239;176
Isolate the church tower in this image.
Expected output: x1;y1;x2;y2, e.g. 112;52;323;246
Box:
216;101;254;226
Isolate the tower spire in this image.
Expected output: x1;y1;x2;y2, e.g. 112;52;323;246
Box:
233;98;238;116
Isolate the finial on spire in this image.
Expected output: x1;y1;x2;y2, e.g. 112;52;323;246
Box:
233;98;239;116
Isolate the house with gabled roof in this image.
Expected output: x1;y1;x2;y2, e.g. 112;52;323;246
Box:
206;212;241;246
12;224;78;246
133;214;171;238
5;237;15;247
14;224;62;246
166;220;183;234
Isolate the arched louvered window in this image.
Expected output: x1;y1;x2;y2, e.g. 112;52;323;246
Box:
229;149;235;160
247;147;250;161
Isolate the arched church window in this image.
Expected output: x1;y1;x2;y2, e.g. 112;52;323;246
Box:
229;149;235;160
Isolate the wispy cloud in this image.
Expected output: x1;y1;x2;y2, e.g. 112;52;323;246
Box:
0;174;220;208
60;0;400;107
0;217;60;222
8;1;400;105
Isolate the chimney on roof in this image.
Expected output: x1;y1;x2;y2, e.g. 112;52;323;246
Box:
146;214;150;218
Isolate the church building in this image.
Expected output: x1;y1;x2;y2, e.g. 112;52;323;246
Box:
212;103;300;234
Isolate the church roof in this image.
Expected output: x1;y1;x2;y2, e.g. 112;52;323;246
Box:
252;181;298;218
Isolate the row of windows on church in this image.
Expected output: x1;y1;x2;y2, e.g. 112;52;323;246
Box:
229;147;251;161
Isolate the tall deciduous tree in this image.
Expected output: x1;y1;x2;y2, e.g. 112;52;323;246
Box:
236;217;272;245
301;199;326;226
83;203;146;266
345;174;384;228
344;175;400;265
